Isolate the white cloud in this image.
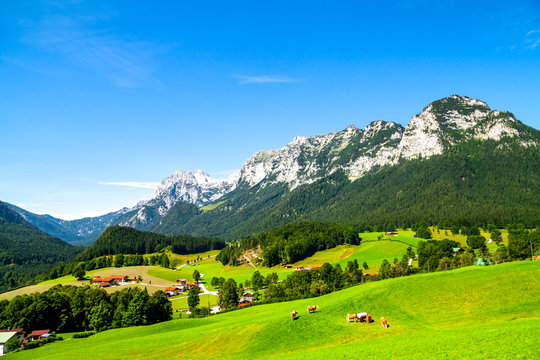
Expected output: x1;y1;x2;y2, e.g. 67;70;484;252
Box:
525;28;540;49
15;202;25;208
233;74;298;85
20;6;163;88
98;181;160;189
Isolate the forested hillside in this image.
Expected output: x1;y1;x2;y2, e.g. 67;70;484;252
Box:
154;138;540;239
216;222;362;267
76;226;225;261
0;202;81;292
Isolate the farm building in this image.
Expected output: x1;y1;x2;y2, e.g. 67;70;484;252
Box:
185;281;199;289
0;331;18;355
176;279;187;285
165;286;180;297
386;232;398;236
92;275;130;286
30;330;52;341
295;266;304;271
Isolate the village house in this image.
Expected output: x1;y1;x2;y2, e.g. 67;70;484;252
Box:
0;331;18;355
30;330;52;341
185;281;199;290
386;232;398;236
295;266;304;271
92;275;130;287
164;286;180;297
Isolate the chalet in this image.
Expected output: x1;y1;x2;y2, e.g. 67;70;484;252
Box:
0;331;18;355
243;291;255;299
92;275;129;286
386;232;398;236
176;279;187;286
164;286;179;297
238;296;254;307
283;265;293;268
307;265;322;270
185;281;199;289
30;330;51;341
295;266;304;271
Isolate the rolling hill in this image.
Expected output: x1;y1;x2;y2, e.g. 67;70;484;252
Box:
0;201;81;292
9;260;540;359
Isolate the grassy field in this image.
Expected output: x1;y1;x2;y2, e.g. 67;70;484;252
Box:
0;229;504;301
10;260;540;359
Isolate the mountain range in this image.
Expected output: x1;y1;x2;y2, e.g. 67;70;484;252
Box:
7;95;540;242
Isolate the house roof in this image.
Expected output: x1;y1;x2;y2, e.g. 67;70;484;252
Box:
31;330;50;336
0;328;24;334
186;281;198;285
0;331;18;343
165;287;177;291
93;275;127;282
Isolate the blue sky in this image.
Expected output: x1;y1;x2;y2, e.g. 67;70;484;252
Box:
1;1;539;219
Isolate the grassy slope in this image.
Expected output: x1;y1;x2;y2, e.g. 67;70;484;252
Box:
11;261;540;360
0;231;427;300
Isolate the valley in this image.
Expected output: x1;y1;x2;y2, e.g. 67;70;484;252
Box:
7;261;539;359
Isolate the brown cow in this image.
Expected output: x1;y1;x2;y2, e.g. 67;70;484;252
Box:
307;305;319;314
380;317;388;328
366;313;372;324
346;314;358;323
291;310;298;320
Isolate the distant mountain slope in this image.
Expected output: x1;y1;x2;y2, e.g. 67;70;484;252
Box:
12;95;540;243
0;201;81;292
6;203;128;244
153;95;540;238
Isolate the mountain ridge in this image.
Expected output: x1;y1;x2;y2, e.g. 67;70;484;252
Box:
9;95;539;242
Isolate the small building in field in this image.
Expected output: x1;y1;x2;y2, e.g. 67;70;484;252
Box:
295;266;304;271
30;330;51;341
0;331;19;355
307;265;322;270
92;275;129;286
185;281;199;290
238;296;254;307
164;286;179;297
386;232;398;236
283;265;293;268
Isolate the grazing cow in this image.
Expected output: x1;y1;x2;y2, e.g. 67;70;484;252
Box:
381;317;388;328
346;314;358;323
307;305;319;314
366;313;372;324
291;310;298;320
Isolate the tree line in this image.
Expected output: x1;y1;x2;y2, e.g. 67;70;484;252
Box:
0;285;172;333
216;221;361;267
76;226;226;261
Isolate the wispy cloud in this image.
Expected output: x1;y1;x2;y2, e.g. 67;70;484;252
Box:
19;3;163;88
233;74;298;85
525;28;540;49
15;203;25;208
98;181;160;189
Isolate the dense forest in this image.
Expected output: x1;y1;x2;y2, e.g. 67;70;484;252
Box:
216;222;362;267
157;138;540;239
0;202;81;292
0;285;171;333
76;226;226;261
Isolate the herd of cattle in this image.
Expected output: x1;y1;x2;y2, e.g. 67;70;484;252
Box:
291;306;389;328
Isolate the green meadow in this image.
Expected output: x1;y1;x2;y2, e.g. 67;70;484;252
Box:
10;260;539;359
